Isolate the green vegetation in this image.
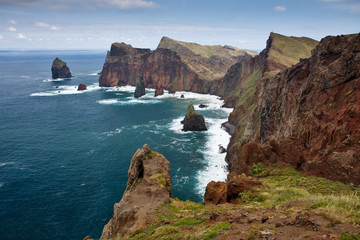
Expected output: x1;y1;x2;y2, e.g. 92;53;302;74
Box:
202;222;230;240
336;231;360;240
244;168;360;224
147;151;155;159
127;199;233;240
268;32;318;69
150;173;169;189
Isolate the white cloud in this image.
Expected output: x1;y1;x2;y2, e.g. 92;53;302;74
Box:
274;6;286;11
16;33;27;39
35;22;50;27
50;25;60;30
8;19;17;24
8;26;17;31
95;0;159;9
0;34;4;40
34;21;60;30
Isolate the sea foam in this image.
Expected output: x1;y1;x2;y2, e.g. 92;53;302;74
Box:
30;83;101;96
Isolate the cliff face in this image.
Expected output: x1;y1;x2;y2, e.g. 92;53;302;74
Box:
227;33;360;184
101;144;171;239
99;37;256;94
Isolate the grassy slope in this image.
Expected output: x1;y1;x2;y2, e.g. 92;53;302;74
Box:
157;37;258;81
103;166;359;240
268;32;319;70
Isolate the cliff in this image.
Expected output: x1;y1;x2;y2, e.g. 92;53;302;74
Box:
51;57;72;79
101;144;171;239
226;33;360;185
99;37;257;94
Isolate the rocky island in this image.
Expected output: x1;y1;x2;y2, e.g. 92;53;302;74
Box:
182;104;207;131
51;57;72;79
90;32;360;240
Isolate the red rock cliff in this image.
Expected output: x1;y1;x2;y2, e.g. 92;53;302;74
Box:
99;37;256;94
227;33;360;185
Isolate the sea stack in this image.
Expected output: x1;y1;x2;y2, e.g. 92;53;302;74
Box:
77;84;87;91
51;57;72;79
134;80;146;98
182;104;207;131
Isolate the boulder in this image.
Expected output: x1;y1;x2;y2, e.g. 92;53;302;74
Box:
182;104;207;131
227;175;262;202
180;94;185;98
101;144;171;239
199;104;208;108
218;145;226;154
203;181;227;205
154;86;164;97
77;84;87;91
51;57;72;79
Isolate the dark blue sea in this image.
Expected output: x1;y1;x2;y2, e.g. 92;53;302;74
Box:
0;50;232;239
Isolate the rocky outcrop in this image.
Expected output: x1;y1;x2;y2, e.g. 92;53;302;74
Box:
134;81;145;98
203;176;262;205
226;33;360;184
99;37;257;94
154;86;164;97
101;144;171;239
77;84;87;91
51;57;72;79
182;104;207;131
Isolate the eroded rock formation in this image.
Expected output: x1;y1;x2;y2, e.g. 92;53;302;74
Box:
51;57;72;79
101;144;171;239
182;104;207;131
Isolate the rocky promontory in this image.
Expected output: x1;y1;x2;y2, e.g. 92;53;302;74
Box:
51;57;72;79
99;37;257;94
101;144;171;239
182;104;207;131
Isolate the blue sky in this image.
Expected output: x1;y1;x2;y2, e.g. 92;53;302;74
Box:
0;0;359;51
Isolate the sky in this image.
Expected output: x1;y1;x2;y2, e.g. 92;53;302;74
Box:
0;0;359;51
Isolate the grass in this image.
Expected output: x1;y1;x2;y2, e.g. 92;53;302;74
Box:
157;36;258;81
268;32;318;69
241;166;360;224
150;173;169;188
336;231;360;240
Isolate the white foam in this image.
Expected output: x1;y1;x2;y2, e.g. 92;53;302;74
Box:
195;118;232;196
30;83;101;97
102;85;136;92
97;97;161;105
103;127;124;136
0;162;14;167
43;78;66;82
89;70;101;76
0;182;4;188
168;117;189;134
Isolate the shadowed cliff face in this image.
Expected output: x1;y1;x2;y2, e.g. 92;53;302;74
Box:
227;33;360;185
99;37;256;94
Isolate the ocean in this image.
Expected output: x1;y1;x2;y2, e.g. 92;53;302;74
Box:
0;50;232;239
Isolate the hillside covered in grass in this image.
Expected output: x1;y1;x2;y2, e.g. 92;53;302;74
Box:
106;166;359;240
